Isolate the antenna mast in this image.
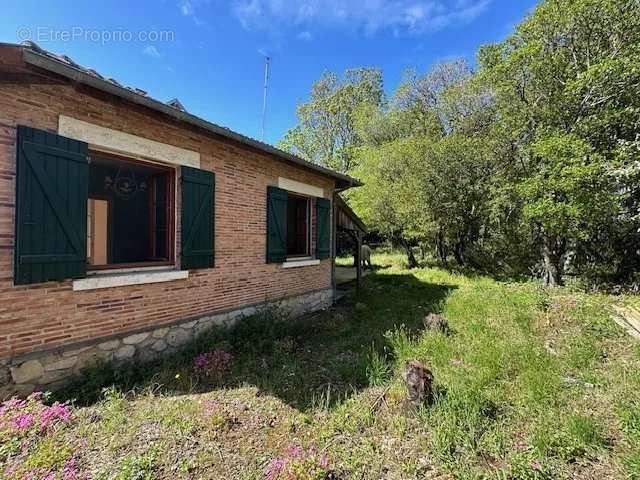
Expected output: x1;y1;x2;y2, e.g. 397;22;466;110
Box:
261;55;271;141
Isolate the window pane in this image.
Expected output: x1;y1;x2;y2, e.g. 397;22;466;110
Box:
286;196;309;256
88;155;171;266
152;174;168;260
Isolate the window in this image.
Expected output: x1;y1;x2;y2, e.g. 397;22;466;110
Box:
14;125;217;285
87;153;174;269
286;194;311;257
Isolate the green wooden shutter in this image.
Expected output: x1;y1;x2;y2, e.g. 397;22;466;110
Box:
181;166;214;270
14;126;89;285
316;197;331;260
266;186;287;263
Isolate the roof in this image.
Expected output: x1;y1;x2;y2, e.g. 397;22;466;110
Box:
336;195;367;233
2;41;361;189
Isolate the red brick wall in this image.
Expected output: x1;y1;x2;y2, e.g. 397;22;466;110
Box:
0;81;335;360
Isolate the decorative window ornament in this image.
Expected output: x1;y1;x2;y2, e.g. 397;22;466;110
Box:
104;165;147;200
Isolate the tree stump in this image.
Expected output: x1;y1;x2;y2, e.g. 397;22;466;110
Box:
402;360;434;412
423;313;449;334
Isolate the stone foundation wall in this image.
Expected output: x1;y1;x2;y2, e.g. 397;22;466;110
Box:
0;288;334;399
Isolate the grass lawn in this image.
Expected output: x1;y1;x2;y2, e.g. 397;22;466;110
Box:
2;252;640;479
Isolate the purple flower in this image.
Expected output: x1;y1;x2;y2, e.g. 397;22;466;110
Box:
1;398;27;414
12;413;35;430
193;350;234;378
62;457;81;480
264;444;331;479
27;391;44;401
40;402;72;429
265;458;285;480
286;444;302;458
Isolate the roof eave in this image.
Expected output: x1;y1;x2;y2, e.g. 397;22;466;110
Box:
20;47;362;189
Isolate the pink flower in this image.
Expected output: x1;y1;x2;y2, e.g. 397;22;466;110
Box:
286;444;302;458
12;413;35;430
193;350;234;378
27;391;44;401
62;457;81;480
40;402;72;429
1;398;27;414
265;458;285;480
200;400;219;418
264;444;331;480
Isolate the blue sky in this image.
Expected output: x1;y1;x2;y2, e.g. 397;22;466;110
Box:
1;0;537;145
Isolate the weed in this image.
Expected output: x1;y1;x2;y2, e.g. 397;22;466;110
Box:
115;446;159;480
618;399;640;442
624;450;640;480
425;387;498;464
264;444;331;480
365;345;392;387
529;414;606;462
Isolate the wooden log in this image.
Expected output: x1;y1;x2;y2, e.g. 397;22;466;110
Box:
402;360;434;412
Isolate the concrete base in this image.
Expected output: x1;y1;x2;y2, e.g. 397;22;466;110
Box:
0;288;334;399
335;266;372;285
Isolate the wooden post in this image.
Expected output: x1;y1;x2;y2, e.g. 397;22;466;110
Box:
331;193;337;294
356;230;362;287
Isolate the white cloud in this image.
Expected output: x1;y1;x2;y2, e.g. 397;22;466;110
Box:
178;0;209;25
298;31;313;41
179;0;194;15
142;45;161;58
230;0;491;35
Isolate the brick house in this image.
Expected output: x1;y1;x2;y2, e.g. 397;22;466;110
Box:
0;42;360;397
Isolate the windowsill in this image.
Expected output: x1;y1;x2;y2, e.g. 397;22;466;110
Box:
73;268;188;291
86;264;173;276
282;258;321;269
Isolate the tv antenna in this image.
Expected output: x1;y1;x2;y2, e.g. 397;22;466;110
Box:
261;55;271;142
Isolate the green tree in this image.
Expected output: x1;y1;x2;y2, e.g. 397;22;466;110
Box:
279;68;384;173
350;138;427;268
480;0;640;285
350;60;496;267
